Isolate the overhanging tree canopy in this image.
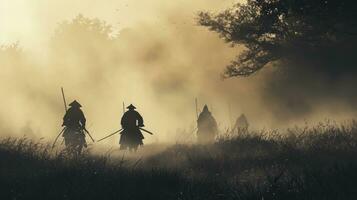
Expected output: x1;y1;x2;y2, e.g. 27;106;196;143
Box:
198;0;357;77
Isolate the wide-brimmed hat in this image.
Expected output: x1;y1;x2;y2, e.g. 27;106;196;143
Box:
202;104;209;112
126;104;136;110
69;100;82;108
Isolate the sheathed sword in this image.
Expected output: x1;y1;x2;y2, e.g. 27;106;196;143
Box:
139;127;154;135
84;128;95;142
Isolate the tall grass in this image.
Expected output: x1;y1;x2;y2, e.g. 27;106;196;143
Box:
1;121;357;199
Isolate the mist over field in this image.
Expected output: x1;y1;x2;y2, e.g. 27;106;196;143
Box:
0;0;356;145
2;1;357;199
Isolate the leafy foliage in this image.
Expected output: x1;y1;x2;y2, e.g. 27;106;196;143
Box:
53;14;113;43
198;0;357;77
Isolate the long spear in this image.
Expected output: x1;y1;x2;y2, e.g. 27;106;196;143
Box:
122;102;125;114
52;87;68;149
61;87;67;112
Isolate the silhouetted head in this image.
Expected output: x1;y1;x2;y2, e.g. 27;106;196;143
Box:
126;104;136;110
238;114;244;118
69;100;82;108
202;105;209;113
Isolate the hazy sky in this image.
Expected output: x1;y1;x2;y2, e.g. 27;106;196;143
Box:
0;0;256;144
0;0;353;145
0;0;237;47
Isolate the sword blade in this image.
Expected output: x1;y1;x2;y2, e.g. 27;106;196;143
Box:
97;129;123;142
52;127;66;149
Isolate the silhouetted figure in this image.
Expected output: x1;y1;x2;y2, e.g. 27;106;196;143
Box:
120;104;144;151
197;105;218;143
233;114;249;135
62;100;87;155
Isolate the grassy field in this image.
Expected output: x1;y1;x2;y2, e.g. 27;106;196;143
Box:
1;121;357;199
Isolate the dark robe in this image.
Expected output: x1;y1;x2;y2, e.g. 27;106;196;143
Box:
119;110;144;149
63;107;86;129
62;107;86;146
197;110;218;143
234;114;249;133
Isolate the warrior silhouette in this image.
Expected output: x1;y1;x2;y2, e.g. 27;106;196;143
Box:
233;114;249;135
119;104;144;151
62;100;87;155
197;105;218;143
